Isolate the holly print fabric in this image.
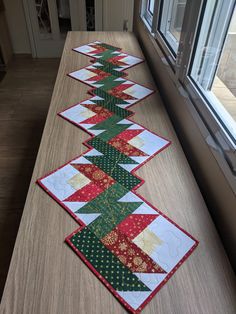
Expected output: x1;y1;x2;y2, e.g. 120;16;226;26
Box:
37;41;198;313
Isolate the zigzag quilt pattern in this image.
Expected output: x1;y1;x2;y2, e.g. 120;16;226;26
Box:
37;41;198;313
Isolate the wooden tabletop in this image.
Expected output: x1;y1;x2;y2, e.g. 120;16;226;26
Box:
0;32;235;314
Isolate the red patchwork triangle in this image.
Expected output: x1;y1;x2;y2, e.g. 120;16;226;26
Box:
63;182;104;202
117;214;158;240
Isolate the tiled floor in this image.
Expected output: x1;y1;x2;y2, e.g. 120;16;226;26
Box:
0;55;60;299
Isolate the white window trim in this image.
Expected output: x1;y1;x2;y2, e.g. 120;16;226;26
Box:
141;0;177;67
159;0;179;54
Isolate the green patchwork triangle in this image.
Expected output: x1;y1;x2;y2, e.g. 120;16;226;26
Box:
93;59;124;77
99;43;121;51
89;115;130;142
70;227;150;292
97;75;123;92
94;50;119;61
76;183;142;238
93;91;131;118
85;155;142;190
87;137;137;165
76;183;142;214
93;88;129;105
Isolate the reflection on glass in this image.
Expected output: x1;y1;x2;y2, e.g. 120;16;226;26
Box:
148;0;155;15
35;0;51;34
169;0;186;41
212;8;236;122
86;0;95;31
57;0;71;36
190;0;236;134
159;0;187;54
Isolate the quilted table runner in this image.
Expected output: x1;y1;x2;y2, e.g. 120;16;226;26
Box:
37;41;198;313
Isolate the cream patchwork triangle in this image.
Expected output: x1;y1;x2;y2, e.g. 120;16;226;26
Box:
67;172;91;190
128;136;145;149
133;228;163;255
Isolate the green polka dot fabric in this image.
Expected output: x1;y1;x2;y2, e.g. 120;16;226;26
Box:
89;114;131;141
85;155;142;190
37;41;198;314
77;183;143;238
71;227;150;292
87;138;138;165
92;59;126;77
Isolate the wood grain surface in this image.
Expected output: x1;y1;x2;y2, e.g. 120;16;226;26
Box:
0;32;235;314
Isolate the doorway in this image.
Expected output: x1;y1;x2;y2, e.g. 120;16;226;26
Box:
23;0;88;57
23;0;134;57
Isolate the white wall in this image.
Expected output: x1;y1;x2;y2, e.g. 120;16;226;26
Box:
3;0;31;54
102;0;134;31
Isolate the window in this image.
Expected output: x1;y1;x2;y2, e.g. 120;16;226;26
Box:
141;0;156;27
140;0;236;179
159;0;187;54
189;1;236;140
148;0;155;15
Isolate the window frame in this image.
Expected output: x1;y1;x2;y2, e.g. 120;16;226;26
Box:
178;0;236;171
148;0;155;15
189;1;231;90
142;0;155;27
158;0;186;56
140;0;236;183
152;0;177;68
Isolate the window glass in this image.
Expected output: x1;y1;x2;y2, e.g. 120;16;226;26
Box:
142;0;154;27
148;0;155;15
190;1;236;139
35;0;52;35
57;0;71;37
86;0;95;31
159;0;187;54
